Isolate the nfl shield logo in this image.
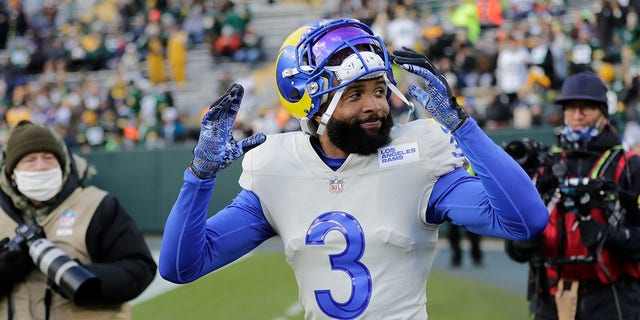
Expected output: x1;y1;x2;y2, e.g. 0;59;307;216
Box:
59;210;77;227
329;177;343;193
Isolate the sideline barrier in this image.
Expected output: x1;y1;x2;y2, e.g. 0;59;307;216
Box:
82;145;244;234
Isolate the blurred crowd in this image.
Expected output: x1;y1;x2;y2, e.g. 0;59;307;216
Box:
2;0;640;152
319;0;640;134
0;0;263;153
217;0;640;147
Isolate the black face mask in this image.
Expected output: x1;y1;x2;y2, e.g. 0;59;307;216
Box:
326;114;393;155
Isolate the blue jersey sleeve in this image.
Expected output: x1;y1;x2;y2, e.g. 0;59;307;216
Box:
159;169;276;284
426;118;549;240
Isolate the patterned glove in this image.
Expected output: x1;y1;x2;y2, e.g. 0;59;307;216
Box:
392;48;468;132
190;84;266;179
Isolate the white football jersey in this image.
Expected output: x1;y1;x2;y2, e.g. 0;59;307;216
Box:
239;119;466;319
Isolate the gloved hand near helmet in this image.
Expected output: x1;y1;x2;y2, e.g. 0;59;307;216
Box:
190;84;267;179
392;48;468;133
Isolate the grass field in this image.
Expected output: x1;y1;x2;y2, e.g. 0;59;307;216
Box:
132;251;530;319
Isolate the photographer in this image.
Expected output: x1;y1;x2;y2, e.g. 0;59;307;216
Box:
505;72;640;320
0;121;156;319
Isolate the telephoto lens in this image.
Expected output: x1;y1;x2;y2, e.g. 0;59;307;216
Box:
27;238;101;305
504;139;534;166
503;138;549;176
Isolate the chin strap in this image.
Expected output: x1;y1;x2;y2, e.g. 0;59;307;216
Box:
383;74;415;123
316;87;345;135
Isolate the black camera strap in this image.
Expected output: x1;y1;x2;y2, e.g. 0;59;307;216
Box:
590;146;625;227
590;145;623;181
7;290;13;320
44;288;51;320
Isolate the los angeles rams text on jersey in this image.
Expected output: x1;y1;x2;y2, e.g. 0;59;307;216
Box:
377;141;420;167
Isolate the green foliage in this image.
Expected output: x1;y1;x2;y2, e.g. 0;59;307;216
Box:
133;252;529;320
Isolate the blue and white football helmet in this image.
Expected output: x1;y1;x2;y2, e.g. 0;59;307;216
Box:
275;18;412;135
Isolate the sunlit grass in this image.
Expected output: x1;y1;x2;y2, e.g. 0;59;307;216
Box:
133;252;530;320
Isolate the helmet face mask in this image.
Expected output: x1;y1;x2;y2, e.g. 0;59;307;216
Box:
276;19;397;127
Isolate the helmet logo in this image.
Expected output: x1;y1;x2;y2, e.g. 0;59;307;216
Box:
327;51;386;84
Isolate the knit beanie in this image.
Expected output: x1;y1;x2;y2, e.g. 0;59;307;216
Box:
4;120;65;175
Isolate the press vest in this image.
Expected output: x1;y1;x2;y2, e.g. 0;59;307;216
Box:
0;186;131;320
541;147;640;293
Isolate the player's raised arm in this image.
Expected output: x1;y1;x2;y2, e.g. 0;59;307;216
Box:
159;84;267;283
394;48;549;239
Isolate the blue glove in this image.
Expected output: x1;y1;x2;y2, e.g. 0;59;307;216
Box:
392;48;468;132
190;84;266;179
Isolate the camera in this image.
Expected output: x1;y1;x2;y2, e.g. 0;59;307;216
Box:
504;138;550;176
9;224;100;305
558;177;619;216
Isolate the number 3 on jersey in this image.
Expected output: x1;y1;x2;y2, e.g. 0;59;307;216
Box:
306;211;372;319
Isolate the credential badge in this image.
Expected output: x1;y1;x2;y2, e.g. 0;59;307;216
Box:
329;177;343;194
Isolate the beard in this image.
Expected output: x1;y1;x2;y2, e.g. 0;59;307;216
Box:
326;114;394;155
